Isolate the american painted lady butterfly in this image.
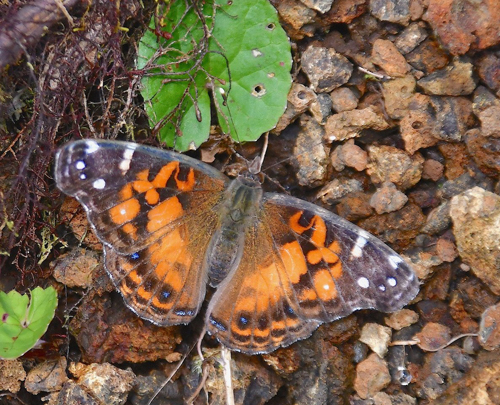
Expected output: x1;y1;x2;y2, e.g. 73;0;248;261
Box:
55;140;419;354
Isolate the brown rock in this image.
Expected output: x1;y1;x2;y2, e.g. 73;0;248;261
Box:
301;46;353;93
436;238;459;263
359;323;392;358
354;353;391;399
477;53;500;92
0;359;26;393
330;86;358;112
421;202;451;235
367;145;424;190
422;159;444;181
369;0;411;25
478;105;500;137
382;75;416;120
405;38;450;74
394;22;428;54
25;357;68;395
276;0;317;40
331;139;368;172
336;192;374;221
325;107;390;142
51;247;99;288
317;178;363;204
370;182;408;214
417;59;477;96
450;187;500;295
424;0;500;55
309;93;332;124
323;0;367;24
414;322;452;352
371;39;411;77
465;128;500;176
385;309;419;330
438;143;470;180
274;83;316;133
479;303;500;351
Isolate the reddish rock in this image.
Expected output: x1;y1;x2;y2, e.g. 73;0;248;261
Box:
385;309;419;330
382;75;416;120
325;107;389;142
436;238;459;263
478;105;500;137
417;59;476;96
274;83;316;133
424;0;500;55
414;322;452;352
330;87;359;112
394;22;428;54
336;191;374;221
371;39;411;77
276;0;317;40
405;38;450;74
370;181;408;214
479;302;500;351
438;143;470;180
477;53;500;93
422;159;444;181
354;353;391;399
465;129;500;176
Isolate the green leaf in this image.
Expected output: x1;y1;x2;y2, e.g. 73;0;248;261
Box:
0;287;58;359
138;0;292;151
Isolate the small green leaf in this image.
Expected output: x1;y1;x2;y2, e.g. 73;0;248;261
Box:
0;287;58;359
138;0;292;151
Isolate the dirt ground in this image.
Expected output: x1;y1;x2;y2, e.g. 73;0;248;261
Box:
1;0;500;404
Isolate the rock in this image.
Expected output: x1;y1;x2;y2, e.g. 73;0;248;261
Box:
316;178;363;204
403;247;443;280
394;22;428;54
424;0;500;55
421;202;451;235
293;115;328;187
301;46;353;93
414;322;452;352
367;145;424;190
330;139;368;172
51;247;99;288
385;309;419;330
359;323;392;358
422;159;444;181
417;59;476;96
69;362;135;405
472;85;500;115
0;359;26;393
371;39;411;77
450;187;500;295
438;143;470;180
330;86;359;112
405;38;451;74
56;380;98;404
336;192;374;221
299;0;334;13
274;83;316;133
434;350;500;404
479;302;500;351
309;92;332;124
478;105;500;137
477;53;500;93
381;75;416;120
370;182;408;214
439;171;493;199
465;128;500;176
354;353;391;399
325;107;389;142
436;238;459;263
369;0;411;25
25;357;68;395
276;0;317;40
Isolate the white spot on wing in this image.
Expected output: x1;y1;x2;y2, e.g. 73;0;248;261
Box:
85;140;99;154
323;284;330;290
80;173;86;180
351;245;363;258
120;208;126;215
389;255;403;269
119;148;135;172
350;235;368;258
93;178;106;189
357;277;369;289
378;284;386;291
75;160;85;170
387;277;397;287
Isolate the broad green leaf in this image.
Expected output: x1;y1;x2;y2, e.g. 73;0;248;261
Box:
0;287;58;359
138;0;292;151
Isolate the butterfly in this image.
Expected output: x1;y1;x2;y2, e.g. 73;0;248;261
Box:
54;139;419;355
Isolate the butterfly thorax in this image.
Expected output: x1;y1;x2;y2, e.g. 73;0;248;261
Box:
205;176;263;287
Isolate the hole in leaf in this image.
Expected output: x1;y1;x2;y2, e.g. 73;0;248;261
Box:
252;84;266;98
252;49;263;57
267;23;275;30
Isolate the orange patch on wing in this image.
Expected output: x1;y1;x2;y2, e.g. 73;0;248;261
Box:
299;288;318;302
120;280;134;295
175;168;195;191
313;269;338;301
137;286;153;301
289;211;313;234
122;223;137;240
109;198;141;224
330;261;343;279
310;216;327;246
152;162;178;188
280;241;308;283
120;183;134;200
145;189;160;205
328;240;341;254
127;270;142;285
163;269;184;294
147;196;184;233
149;229;192;268
151;296;174;311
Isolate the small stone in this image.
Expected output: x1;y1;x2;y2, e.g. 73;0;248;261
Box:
302;46;353;93
274;83;316;132
0;359;26;393
371;39;411;77
465;129;500;176
424;0;500;55
402;249;443;280
51;247;99;288
450;187;500;295
276;0;316;39
330;87;358;112
367;145;424;190
354;353;391;399
472;85;500;115
436;238;459;263
69;362;135;405
316;178;363;205
56;380;98;405
477;53;500;93
331;139;368;172
359;323;393;358
417;59;476;96
385;309;419;330
439;171;494;199
382;75;416;120
478;105;500;137
309;93;332;124
25;357;68;395
394;22;428;54
325;107;389;142
370;182;408;214
421;202;451;235
414;322;451;352
479;303;500;351
369;0;411;25
299;0;334;13
336;192;374;221
293;116;328;187
422;159;444;181
405;38;450;74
